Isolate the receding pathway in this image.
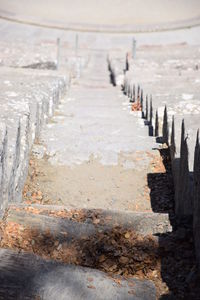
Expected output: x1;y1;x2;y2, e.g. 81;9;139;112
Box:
0;50;173;300
25;51;162;212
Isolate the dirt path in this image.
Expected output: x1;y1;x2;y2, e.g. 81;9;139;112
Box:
22;52;164;212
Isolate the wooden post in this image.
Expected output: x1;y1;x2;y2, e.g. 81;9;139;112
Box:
149;96;153;126
175;120;192;216
137;85;140;101
125;53;129;71
155;110;159;137
170;116;176;161
162;105;168;145
193;129;200;267
145;95;148;121
56;38;60;70
140;89;144;117
75;34;78;57
133;84;135;102
148;96;153;136
132;38;136;58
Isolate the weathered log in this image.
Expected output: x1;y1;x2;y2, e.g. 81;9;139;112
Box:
0;248;156;300
7;209;96;240
8;205;172;236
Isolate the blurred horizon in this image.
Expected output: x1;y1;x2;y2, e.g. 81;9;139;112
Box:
0;0;200;30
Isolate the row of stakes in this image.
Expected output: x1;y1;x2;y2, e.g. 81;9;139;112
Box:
123;79;200;236
123;82;159;138
123;80;197;157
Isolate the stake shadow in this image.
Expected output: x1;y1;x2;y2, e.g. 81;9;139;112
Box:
147;148;200;299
